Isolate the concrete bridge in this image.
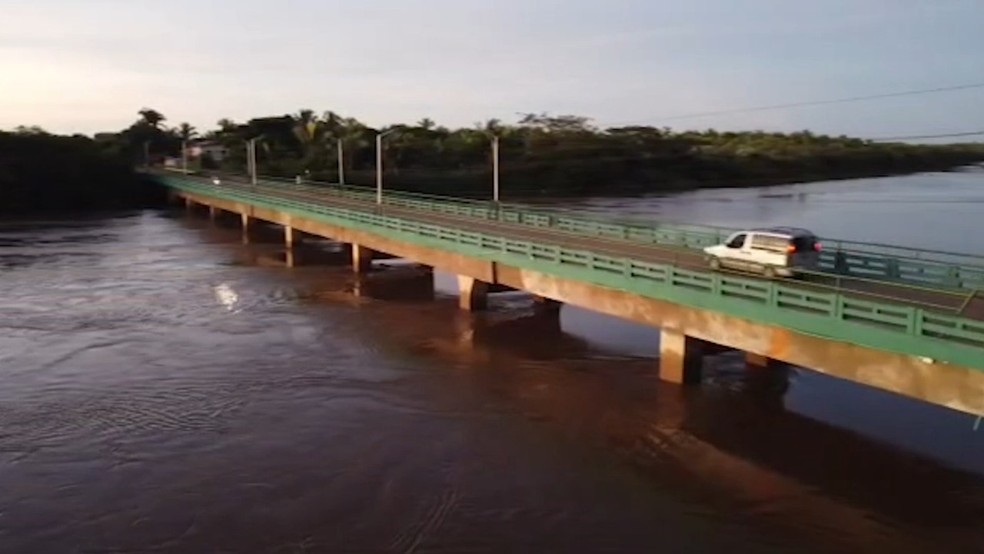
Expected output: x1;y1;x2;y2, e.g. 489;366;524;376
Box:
152;172;984;417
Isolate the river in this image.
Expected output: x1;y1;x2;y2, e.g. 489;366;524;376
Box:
1;170;983;553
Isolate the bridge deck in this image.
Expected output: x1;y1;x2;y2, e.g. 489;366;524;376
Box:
208;176;984;322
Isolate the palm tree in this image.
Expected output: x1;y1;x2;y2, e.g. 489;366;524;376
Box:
176;122;197;142
217;118;237;132
337;117;371;171
138;108;165;129
292;109;323;171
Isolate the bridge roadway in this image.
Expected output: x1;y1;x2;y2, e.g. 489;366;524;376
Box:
202;174;983;322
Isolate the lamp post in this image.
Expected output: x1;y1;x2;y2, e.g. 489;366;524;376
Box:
337;139;345;185
245;141;252;181
246;138;259;185
375;128;399;205
492;135;500;203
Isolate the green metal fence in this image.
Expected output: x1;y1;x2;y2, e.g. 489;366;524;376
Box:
187;170;984;293
158;174;984;372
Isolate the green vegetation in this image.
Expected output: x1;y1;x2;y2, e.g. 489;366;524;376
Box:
4;108;983;214
174;109;984;196
0;126;164;214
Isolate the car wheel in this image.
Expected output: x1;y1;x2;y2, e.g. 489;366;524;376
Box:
709;257;721;271
762;265;777;279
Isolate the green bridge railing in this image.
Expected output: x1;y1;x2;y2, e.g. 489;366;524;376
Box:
190;170;984;294
158;174;984;372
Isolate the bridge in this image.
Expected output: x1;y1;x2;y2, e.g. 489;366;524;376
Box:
151;171;984;417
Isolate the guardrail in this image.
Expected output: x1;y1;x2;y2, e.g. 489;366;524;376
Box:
158;169;984;291
158;174;984;371
191;171;984;294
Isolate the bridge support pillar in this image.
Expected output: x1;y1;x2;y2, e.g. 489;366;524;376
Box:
351;243;375;273
458;275;489;311
532;295;562;316
209;206;218;220
659;328;704;385
745;352;773;369
240;213;251;244
184;197;194;211
284;225;296;249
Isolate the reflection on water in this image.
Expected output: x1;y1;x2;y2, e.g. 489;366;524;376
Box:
2;173;984;553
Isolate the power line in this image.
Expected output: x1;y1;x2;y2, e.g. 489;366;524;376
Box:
870;130;984;142
610;82;984;126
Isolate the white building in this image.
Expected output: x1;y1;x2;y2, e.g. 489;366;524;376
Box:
186;141;229;163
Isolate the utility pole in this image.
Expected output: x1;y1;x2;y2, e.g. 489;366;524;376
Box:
337;139;345;185
375;133;383;204
247;138;258;185
492;135;500;203
375;129;398;205
245;141;252;178
181;140;188;173
251;139;257;185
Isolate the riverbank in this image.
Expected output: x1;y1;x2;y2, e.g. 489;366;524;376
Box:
0;131;166;214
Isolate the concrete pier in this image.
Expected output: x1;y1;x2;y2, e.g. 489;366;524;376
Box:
532;295;563;316
240;213;251;244
659;328;704;385
746;352;773;369
285;225;296;249
458;275;489;311
351;243;375;273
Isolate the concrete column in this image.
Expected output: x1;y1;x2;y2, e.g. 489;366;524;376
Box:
184;197;194;211
241;213;251;244
532;295;562;316
746;352;773;369
457;275;489;311
284;225;296;249
351;243;375;273
209;206;218;220
659;328;704;385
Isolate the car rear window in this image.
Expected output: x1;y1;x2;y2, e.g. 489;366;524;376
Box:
791;235;817;252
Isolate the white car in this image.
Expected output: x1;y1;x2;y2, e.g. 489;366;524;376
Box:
704;227;821;278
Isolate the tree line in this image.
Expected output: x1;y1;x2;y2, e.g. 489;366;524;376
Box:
3;107;983;214
138;108;984;196
0;126;163;214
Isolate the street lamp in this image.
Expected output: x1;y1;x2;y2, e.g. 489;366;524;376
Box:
245;141;252;181
492;135;500;203
246;137;260;185
337;139;346;186
375;128;399;205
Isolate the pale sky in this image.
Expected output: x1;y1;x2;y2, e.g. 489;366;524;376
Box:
1;0;982;138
